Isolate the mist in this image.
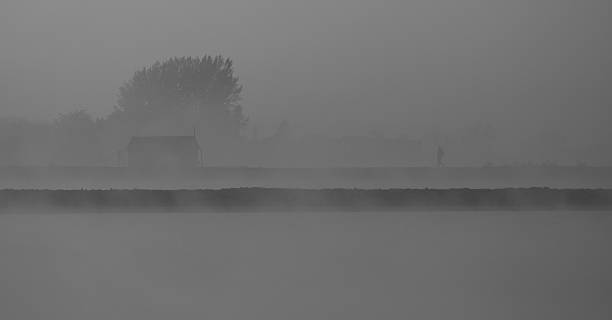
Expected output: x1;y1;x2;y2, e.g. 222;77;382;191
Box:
2;211;611;320
2;2;612;320
1;0;611;166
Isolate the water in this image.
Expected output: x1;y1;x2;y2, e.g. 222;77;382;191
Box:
1;211;610;320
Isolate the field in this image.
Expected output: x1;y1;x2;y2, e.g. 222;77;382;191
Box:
1;166;611;319
2;166;611;211
1;210;610;320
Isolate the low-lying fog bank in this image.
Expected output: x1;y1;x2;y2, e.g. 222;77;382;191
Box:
1;211;610;320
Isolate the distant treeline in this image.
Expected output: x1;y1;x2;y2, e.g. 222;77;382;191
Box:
0;55;247;167
1;188;611;212
1;55;609;167
2;114;606;167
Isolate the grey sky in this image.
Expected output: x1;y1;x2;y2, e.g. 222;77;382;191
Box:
1;0;610;139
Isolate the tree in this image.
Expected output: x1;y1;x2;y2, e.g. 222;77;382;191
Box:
54;109;97;135
111;55;246;140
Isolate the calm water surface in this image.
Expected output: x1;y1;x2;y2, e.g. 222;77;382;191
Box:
1;211;610;320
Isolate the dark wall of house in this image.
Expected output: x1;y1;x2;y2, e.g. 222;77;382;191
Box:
128;148;199;169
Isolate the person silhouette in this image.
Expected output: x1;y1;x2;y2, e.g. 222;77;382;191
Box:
436;146;445;167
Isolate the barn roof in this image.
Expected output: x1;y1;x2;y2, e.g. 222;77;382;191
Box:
127;136;200;151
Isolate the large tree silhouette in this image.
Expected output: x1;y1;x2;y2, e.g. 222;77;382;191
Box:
111;55;246;140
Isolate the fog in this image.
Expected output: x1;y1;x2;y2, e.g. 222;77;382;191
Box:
1;0;611;166
1;211;610;320
2;3;611;319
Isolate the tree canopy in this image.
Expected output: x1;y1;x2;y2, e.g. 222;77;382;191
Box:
54;110;97;134
111;55;246;139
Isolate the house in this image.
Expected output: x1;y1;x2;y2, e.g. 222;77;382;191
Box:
127;135;202;169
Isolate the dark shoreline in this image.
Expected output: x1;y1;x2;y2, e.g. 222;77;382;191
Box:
1;188;611;212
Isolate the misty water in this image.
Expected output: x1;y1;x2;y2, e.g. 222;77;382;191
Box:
1;211;610;320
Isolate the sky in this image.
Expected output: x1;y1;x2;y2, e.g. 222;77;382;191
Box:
1;0;610;140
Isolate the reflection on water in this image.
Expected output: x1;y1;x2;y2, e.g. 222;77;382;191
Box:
1;211;610;320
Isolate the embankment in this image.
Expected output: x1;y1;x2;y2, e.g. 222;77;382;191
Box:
1;188;611;212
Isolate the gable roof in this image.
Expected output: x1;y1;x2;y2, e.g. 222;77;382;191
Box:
127;136;200;152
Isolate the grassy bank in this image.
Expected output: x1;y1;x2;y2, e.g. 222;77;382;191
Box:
1;188;611;212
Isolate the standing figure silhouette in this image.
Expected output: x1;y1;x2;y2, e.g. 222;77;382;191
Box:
436;146;445;167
